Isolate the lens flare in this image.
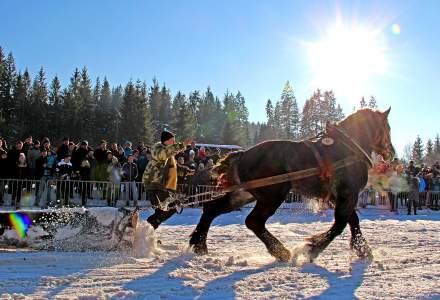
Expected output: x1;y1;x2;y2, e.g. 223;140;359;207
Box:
8;212;32;238
391;24;401;35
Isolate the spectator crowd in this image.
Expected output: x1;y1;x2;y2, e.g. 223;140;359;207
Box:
0;135;225;208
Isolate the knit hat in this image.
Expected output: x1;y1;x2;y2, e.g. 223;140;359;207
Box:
161;130;175;144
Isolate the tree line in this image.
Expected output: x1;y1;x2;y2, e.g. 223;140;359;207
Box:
249;84;378;143
1;45;382;148
404;134;440;165
0;46;249;146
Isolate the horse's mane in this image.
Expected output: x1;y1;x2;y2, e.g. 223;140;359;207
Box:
212;151;244;186
213;151;244;174
337;108;381;128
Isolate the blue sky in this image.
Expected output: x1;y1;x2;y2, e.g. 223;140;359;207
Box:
1;0;439;156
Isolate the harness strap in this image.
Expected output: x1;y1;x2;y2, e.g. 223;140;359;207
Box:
303;140;326;176
220;155;360;194
326;124;374;167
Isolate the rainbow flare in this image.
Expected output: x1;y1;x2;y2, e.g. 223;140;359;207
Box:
8;212;32;238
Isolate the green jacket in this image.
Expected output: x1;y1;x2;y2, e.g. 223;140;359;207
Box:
142;141;185;190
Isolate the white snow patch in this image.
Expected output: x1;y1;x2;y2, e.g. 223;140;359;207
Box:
53;224;82;240
88;207;119;227
131;221;160;258
1;208;440;299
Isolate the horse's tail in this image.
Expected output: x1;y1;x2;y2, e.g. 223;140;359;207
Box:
212;150;244;187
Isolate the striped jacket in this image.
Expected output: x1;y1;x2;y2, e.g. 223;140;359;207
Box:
142;142;185;191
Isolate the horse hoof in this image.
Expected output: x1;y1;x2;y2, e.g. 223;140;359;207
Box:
350;238;373;260
274;248;291;262
191;244;208;255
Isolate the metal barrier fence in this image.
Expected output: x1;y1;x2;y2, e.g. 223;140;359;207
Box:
0;178;439;211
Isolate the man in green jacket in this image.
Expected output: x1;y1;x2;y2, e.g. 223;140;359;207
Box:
143;130;188;229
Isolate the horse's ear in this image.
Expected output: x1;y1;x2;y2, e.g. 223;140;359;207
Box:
383;107;391;118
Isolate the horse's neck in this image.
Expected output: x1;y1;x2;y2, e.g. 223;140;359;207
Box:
338;120;374;156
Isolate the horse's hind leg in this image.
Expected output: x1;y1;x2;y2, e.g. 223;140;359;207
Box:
348;210;373;258
245;194;290;262
305;193;357;261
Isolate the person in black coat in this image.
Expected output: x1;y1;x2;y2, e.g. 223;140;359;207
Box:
7;141;24;172
0;150;7;179
122;154;138;204
56;137;69;161
78;159;92;206
94;140;109;163
71;141;90;171
0;150;7;206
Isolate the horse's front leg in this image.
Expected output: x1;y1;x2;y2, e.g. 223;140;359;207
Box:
304;192;357;261
348;210;373;259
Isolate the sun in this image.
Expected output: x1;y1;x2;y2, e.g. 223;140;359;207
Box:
305;22;388;101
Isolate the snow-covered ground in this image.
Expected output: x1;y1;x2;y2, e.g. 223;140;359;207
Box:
1;204;440;299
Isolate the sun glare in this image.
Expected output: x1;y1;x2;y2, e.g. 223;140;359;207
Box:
305;23;388;101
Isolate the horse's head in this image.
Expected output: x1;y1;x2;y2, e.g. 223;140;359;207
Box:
372;107;395;161
339;107;395;161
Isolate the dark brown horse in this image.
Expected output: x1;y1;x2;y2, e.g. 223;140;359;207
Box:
189;108;394;262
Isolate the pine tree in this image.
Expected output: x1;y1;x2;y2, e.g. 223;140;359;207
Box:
300;98;313;138
29;67;48;137
148;78;162;137
300;89;344;139
137;80;154;144
235;91;250;145
261;99;276;141
120;81;137;142
95;77;116;142
279;81;299;140
11;72;28;139
426;139;433;156
434;134;440;155
188;90;201;139
0;52;17;138
359;97;367;108
111;85;123;142
426;138;434;164
411;135;424;164
273;101;282;138
171;91;196;140
48;75;62;141
120;80;154;144
0;48;6;135
336;104;345;121
78;67;95;142
265;99;274;127
368;96;377;109
159;84;172;131
22;69;32;125
197;87;224;143
222;91;242;145
62;68;81;140
247;121;260;144
111;85;123;109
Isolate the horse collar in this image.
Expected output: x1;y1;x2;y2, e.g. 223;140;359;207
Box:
326;124;374;167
